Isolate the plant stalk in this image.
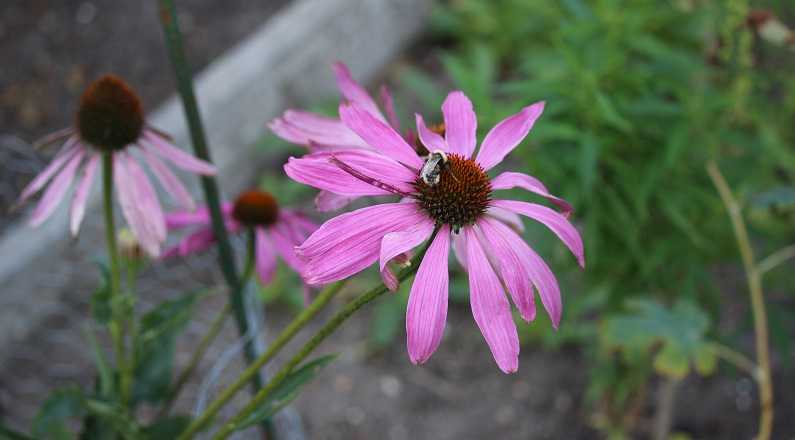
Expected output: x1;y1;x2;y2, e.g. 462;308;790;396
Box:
707;161;773;440
156;0;265;403
102;153;131;407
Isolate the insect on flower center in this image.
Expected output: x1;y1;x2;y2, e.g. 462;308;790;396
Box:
414;153;491;231
232;190;280;227
76;75;144;152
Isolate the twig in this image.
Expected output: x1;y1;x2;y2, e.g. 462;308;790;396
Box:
757;244;795;276
707;160;774;440
652;377;680;440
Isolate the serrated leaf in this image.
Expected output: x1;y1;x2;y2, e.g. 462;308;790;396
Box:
235;354;337;431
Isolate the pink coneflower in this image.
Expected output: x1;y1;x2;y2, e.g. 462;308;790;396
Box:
269;62;407;212
164;189;318;290
285;91;584;373
14;75;216;257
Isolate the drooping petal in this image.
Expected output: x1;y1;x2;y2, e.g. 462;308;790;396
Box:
491;199;585;268
17;137;79;206
142;147;196;210
415;113;448;153
332;62;385;121
381;266;399;292
284;149;416;196
280;210;318;237
255;228;278;284
29;148;84;227
314;190;354;212
442;91;477;158
165;207;212;229
476;218;536;322
125;155;166;243
486;206;525;233
476;101;545;170
491;171;572;217
406;225;450;364
163;227;216;258
379;216;435;271
380;85;400;130
269;220;304;274
296;202;426;285
69;154;100;236
464;226;520;373
482;217;563;327
339;103;424;169
269;110;370;150
115;154;160;256
143;132;216;175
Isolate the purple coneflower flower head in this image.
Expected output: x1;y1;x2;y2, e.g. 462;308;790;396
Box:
285;91;584;373
164;189;318;290
14;75;216;257
269;62;408;212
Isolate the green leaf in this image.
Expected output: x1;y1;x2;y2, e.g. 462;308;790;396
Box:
0;423;36;440
235;354;338;431
142;416;192;439
31;388;85;440
134;291;205;404
83;399;141;438
602;299;712;379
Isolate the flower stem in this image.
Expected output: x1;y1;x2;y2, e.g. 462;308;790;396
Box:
707;161;774;440
102;153;131;407
177;279;348;439
209;229;440;440
157;0;265;402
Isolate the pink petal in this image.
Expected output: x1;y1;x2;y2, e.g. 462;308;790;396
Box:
142;147;196;210
17;137;80;205
125;156;166;243
115;155;161;257
315;190;355;212
406;225;450;364
256;228;277;284
280;210;318;237
69;154;100;236
491;199;585;268
486;206;525;233
143;132;216;175
485;217;563;327
379;216;435;271
284;149;416;196
415;113;448;153
476;102;545;170
476;218;536;322
332;62;385;121
296;202;426;285
165;207;212;229
381;266;399;292
269;220;304;274
380;85;400;130
269;110;370;150
29;148;85;227
164;227;216;258
491;171;572;217
442;91;477;158
339;103;423;169
464;226;520;373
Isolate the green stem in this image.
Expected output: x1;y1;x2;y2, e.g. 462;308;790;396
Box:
158;303;231;418
102;153;131;407
210;229;439;440
707;161;773;440
177;279;348;439
157;0;264;401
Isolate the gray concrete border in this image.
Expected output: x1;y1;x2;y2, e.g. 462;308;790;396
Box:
0;0;430;351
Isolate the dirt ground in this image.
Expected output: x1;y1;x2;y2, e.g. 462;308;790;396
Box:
1;2;793;440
